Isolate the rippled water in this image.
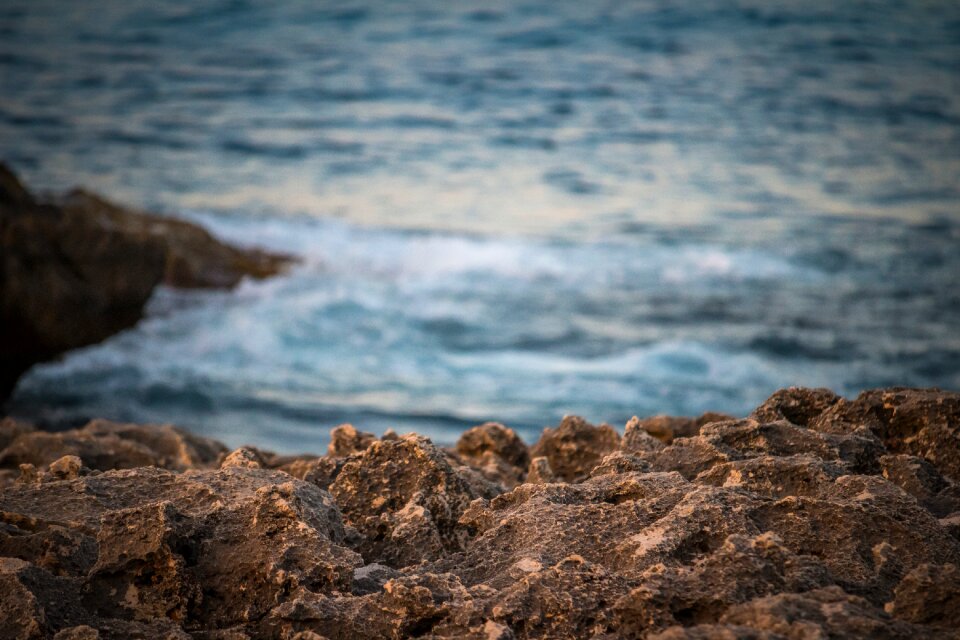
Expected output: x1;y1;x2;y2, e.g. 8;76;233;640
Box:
3;1;959;451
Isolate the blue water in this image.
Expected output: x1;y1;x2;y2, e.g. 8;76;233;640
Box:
2;1;959;452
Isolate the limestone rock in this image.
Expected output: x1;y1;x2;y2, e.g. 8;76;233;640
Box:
886;563;960;628
0;419;226;473
327;424;376;458
0;387;957;638
455;422;530;488
525;457;554;484
530;416;620;482
329;434;500;567
627;412;732;445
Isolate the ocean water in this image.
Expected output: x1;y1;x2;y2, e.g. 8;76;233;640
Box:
2;1;959;452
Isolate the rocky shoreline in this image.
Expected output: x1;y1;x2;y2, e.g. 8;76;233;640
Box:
1;386;958;639
0;164;293;402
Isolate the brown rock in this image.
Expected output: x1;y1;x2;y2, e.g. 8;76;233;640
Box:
0;465;361;633
0;387;958;638
59;188;292;290
0;163;292;402
220;447;265;469
530;416;620;482
622;417;666;453
455;422;530;488
48;455;84;481
886;563;960;628
327;424;376;458
628;412;734;445
0;419;226;473
0;417;34;450
525;457;555;484
750;386;842;425
329;434;499;567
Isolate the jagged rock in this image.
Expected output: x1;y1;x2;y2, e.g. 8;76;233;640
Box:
628;412;733;445
0;387;958;638
329;434;499;567
622;417;666;454
0;465;361;634
351;563;400;596
589;451;651;477
811;387;960;481
613;532;832;635
881;454;960;517
643;418;885;480
59;189;292;290
47;455;84;481
525;457;554;484
82;419;226;470
327;424;376;458
530;416;620;482
0;418;226;473
52;626;99;640
652;586;943;640
0;557;87;638
0;163;292;403
886;563;960;628
454;423;530;488
220;447;264;469
750;386;842;426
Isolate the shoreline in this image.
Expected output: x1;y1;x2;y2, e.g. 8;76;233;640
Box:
0;163;293;404
1;386;958;638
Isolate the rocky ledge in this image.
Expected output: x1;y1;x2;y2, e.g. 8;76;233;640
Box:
0;164;293;401
1;387;959;639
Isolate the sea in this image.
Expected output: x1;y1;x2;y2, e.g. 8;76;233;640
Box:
2;0;959;452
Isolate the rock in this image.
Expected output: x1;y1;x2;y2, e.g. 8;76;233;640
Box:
886;563;960;628
750;386;842;426
0;419;226;473
0;464;361;634
530;416;620;482
327;424;376;458
327;424;377;458
53;626;99;640
652;587;937;639
622;417;666;453
0;163;292;403
881;454;960;517
525;457;555;484
588;451;651;477
628;412;733;445
351;563;400;596
58;188;292;290
455;422;530;488
643;417;885;480
48;455;84;481
0;387;958;638
329;434;500;567
220;447;264;469
811;387;960;481
82;419;226;470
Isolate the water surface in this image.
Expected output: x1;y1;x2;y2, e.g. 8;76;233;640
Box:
2;1;959;450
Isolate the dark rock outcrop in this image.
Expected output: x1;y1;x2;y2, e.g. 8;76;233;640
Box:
0;386;958;638
0;163;293;402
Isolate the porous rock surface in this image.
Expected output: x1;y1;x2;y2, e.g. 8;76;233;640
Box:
0;163;292;402
1;387;959;639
